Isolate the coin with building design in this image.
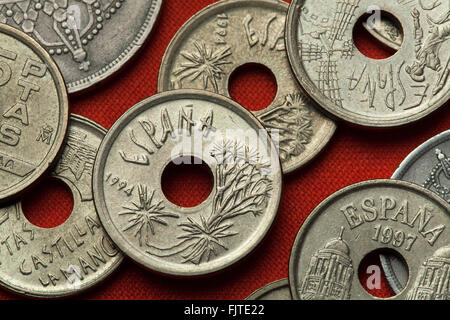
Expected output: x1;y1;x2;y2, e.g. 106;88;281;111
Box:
380;130;450;294
289;180;450;300
286;0;449;127
0;115;123;298
0;24;68;202
0;0;162;93
92;90;282;276
158;0;336;173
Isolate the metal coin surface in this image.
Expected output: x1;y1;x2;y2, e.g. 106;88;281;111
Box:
380;130;450;294
93;90;282;276
0;115;123;298
158;0;336;173
246;278;292;300
289;179;450;300
0;0;162;93
0;24;68;202
286;0;450;127
363;18;403;51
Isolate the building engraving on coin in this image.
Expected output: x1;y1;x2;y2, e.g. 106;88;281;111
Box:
286;0;449;127
159;0;336;173
423;149;450;203
0;116;122;298
299;227;353;300
0;0;162;92
289;180;449;300
93;91;282;276
407;244;450;300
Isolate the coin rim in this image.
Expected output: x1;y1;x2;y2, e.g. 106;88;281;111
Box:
0;114;123;298
157;0;337;173
92;89;282;277
66;0;162;93
245;278;291;300
285;0;449;128
0;24;69;202
288;179;450;300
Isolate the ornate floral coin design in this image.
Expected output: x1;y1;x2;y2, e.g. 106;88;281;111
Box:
0;24;68;202
0;115;123;298
0;0;162;93
286;0;449;127
158;0;336;173
93;90;282;276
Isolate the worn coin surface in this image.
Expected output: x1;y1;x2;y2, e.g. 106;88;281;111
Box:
380;130;450;294
158;0;336;173
289;179;450;300
93;90;282;276
363;17;403;51
246;278;292;300
0;115;123;298
286;0;449;127
0;0;162;93
0;24;68;202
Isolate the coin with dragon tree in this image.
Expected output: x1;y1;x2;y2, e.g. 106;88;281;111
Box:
289;180;450;300
93;90;282;276
0;0;162;93
0;115;123;298
158;0;336;173
286;0;449;127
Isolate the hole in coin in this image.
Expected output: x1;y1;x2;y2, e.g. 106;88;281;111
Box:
353;11;403;59
358;248;408;298
161;156;213;208
22;177;74;228
228;63;277;111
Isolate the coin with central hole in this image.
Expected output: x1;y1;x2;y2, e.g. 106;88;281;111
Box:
246;278;292;300
93;90;282;276
0;24;68;202
0;115;123;298
158;0;336;174
289;180;450;300
0;0;162;93
380;130;450;294
286;0;449;127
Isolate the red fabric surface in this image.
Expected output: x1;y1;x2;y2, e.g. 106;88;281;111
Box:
1;0;448;300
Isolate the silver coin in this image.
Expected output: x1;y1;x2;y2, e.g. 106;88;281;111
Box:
380;130;450;294
93;90;282;276
289;179;450;300
0;115;123;298
286;0;449;127
0;0;162;93
246;278;292;300
0;24;68;202
363;17;403;51
158;0;336;173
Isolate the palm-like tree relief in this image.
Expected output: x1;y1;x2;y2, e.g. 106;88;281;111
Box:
171;41;232;93
259;94;313;161
120;184;179;247
147;139;273;264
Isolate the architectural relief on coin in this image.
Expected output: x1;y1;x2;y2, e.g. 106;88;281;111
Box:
159;0;336;173
286;0;449;127
0;0;162;93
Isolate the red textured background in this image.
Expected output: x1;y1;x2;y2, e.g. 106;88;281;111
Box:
5;0;450;300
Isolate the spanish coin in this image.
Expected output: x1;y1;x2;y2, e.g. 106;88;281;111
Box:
380;130;450;294
246;278;292;300
158;0;336;173
289;179;450;300
0;115;123;298
0;0;162;93
93;90;282;276
0;24;68;202
286;0;449;127
363;16;403;51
